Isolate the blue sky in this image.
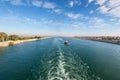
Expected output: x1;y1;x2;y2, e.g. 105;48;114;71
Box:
0;0;120;36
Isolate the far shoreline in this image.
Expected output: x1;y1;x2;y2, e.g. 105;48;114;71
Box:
75;36;120;45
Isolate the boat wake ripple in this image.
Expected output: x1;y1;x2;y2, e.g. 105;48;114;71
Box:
48;47;70;80
37;38;103;80
47;41;102;80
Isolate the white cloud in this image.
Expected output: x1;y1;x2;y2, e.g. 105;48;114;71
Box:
89;17;110;28
88;0;94;4
74;0;81;5
69;1;74;7
10;0;23;5
32;0;42;7
96;0;106;5
97;5;109;14
72;22;84;27
90;10;94;14
53;9;62;14
0;14;56;28
30;1;57;9
97;0;120;18
0;0;25;6
66;13;81;19
108;6;120;17
68;0;81;7
0;0;57;9
106;0;120;8
43;2;56;9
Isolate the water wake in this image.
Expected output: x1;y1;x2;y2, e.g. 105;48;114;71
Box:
48;47;70;80
47;40;102;80
38;38;103;80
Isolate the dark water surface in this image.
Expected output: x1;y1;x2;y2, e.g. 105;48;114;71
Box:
0;37;120;80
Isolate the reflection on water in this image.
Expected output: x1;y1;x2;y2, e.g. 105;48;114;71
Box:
0;47;7;52
0;47;8;61
0;37;120;80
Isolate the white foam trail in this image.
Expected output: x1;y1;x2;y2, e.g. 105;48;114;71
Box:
48;47;71;80
47;38;102;80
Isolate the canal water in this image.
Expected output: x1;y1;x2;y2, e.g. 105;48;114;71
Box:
0;37;120;80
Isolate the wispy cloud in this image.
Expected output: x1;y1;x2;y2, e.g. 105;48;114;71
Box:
69;1;74;7
87;0;120;18
95;0;106;5
31;1;56;9
43;2;56;9
72;22;84;27
53;9;62;14
89;10;94;14
97;6;109;14
97;0;120;18
66;13;81;19
0;0;57;9
71;17;111;28
88;17;110;28
32;0;43;7
68;0;81;7
88;0;94;4
0;0;24;5
10;0;23;5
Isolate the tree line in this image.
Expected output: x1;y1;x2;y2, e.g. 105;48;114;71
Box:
0;32;42;42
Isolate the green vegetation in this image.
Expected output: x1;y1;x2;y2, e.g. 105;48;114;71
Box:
0;32;8;42
9;35;19;41
0;32;43;42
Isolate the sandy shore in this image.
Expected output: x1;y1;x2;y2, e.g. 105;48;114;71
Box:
0;37;49;47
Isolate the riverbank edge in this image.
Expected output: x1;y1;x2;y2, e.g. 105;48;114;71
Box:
75;37;120;45
0;37;49;47
89;39;120;45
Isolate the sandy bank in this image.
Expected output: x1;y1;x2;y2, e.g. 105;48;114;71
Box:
0;37;49;47
8;39;38;45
